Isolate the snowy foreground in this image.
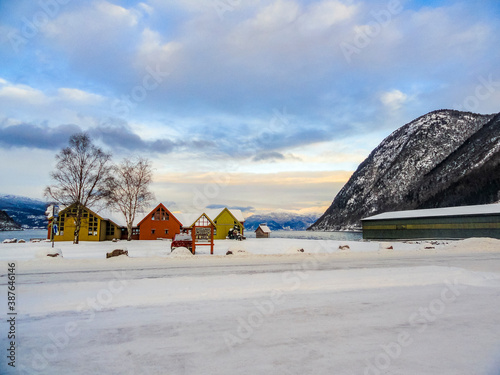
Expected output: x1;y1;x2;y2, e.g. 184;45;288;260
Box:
1;238;500;375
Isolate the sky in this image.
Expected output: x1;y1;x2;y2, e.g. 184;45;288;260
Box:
0;0;499;217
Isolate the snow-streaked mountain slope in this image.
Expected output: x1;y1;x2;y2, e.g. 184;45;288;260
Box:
310;110;500;231
244;212;320;231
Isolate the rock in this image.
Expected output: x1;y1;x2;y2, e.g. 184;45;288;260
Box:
3;238;17;244
285;247;306;254
18;239;26;243
379;242;394;251
106;249;129;258
36;248;63;258
338;244;350;251
226;251;233;255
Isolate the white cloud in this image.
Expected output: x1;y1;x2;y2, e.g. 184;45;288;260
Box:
0;80;48;106
299;0;358;31
380;89;407;109
57;88;104;104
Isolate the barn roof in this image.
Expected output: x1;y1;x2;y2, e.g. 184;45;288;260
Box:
362;203;500;221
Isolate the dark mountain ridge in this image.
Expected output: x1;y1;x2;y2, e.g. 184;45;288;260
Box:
310;110;500;231
0;195;48;229
0;209;21;231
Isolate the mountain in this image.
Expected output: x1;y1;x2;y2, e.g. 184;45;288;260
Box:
0;195;48;229
244;212;320;231
309;109;500;231
0;209;22;231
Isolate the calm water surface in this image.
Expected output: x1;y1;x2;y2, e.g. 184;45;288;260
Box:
1;229;362;242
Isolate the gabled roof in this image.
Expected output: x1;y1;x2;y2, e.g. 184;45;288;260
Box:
176;208;245;227
136;203;183;227
256;223;271;233
183;212;216;228
213;207;245;224
362;203;500;221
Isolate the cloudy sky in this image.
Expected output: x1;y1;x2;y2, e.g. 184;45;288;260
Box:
1;0;499;216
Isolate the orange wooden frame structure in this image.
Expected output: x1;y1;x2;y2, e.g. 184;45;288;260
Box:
190;213;215;255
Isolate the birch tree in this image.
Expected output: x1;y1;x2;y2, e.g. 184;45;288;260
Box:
45;133;113;244
107;157;155;241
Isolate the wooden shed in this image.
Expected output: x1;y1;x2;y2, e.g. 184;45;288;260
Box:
137;203;183;240
362;203;500;240
255;223;271;238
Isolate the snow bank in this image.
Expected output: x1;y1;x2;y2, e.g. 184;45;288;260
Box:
170;247;193;258
443;237;500;252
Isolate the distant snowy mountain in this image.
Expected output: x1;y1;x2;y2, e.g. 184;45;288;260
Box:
244;212;320;231
0;195;48;229
310;110;500;231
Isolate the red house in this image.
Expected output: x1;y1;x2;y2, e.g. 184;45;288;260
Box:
137;203;183;240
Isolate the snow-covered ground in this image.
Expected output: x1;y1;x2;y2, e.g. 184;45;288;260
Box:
1;238;500;374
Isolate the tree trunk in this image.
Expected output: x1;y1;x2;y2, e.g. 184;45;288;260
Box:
73;223;80;244
127;222;133;241
73;204;82;244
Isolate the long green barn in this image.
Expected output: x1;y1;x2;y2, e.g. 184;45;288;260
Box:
361;204;500;240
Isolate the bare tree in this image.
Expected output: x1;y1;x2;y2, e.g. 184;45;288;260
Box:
107;157;155;241
45;133;113;244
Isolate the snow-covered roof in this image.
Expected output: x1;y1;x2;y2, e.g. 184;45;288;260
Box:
174;213;205;227
362;203;500;221
256;223;271;233
55;204;142;227
228;209;245;223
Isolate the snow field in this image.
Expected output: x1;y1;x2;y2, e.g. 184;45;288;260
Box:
1;237;500;374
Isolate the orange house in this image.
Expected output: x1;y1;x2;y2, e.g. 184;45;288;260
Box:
137;203;183;240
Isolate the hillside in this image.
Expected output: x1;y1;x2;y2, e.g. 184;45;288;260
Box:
0;209;22;231
0;195;48;229
310;110;500;231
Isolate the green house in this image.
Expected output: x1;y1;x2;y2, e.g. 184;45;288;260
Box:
362;204;500;240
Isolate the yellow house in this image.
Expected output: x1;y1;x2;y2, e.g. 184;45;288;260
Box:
48;204;122;242
211;208;245;240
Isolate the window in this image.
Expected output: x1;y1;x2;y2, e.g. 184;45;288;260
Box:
152;207;169;221
105;221;114;236
57;215;65;235
88;214;98;236
132;228;140;235
151;229;156;234
164;229;169;234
